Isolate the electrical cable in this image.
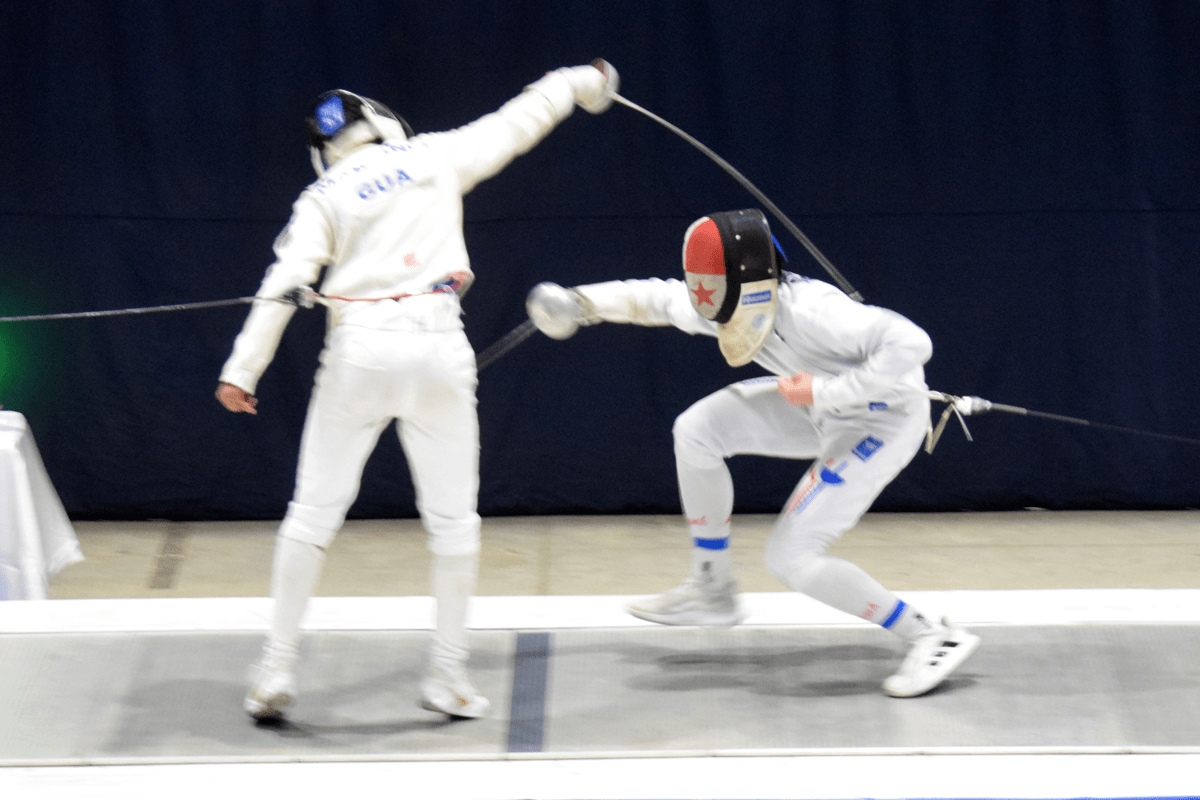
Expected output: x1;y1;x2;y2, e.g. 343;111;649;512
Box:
925;391;1200;453
610;92;864;303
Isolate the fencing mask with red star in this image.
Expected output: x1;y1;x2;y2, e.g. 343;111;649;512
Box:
682;208;782;367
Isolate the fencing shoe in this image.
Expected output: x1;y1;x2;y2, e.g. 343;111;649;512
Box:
883;617;981;698
421;663;491;719
244;647;298;719
627;576;744;626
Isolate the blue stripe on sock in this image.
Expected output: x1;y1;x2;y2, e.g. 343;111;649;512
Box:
694;537;730;551
881;600;907;629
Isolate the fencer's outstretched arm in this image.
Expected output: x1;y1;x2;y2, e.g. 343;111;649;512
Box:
529;275;932;413
527;278;707;339
433;60;618;193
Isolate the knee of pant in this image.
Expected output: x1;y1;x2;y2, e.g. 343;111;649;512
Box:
425;512;482;557
765;548;826;594
279;502;342;549
672;409;724;469
764;527;826;590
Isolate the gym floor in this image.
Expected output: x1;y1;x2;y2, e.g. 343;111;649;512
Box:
5;510;1200;799
46;509;1200;599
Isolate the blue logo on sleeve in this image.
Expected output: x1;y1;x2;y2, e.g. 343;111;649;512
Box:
853;436;884;461
819;467;845;484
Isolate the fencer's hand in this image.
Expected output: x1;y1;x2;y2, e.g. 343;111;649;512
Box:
527;282;588;340
777;371;814;406
216;382;258;414
561;59;619;114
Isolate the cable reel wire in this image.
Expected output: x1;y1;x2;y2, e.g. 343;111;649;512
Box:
609;92;864;303
924;390;1200;454
0;295;266;322
0;283;459;324
0;283;528;372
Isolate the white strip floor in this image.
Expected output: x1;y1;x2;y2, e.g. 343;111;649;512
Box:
3;754;1200;800
6;588;1200;633
3;590;1200;799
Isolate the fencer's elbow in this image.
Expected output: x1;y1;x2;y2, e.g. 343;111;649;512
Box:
916;331;934;365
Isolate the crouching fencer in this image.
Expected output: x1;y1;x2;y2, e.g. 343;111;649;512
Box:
527;209;980;697
216;60;619;719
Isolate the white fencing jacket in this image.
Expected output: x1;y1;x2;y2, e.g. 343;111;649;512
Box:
221;72;581;395
574;272;933;415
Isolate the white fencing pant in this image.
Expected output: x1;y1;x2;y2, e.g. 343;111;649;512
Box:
265;321;482;664
673;382;933;635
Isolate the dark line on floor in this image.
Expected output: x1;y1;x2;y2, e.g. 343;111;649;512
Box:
506;631;551;753
149;523;189;589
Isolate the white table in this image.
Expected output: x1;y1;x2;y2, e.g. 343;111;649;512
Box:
0;411;83;600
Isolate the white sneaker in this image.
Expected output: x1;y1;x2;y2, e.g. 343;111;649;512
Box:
627;577;744;626
244;657;297;719
884;617;981;698
421;664;490;719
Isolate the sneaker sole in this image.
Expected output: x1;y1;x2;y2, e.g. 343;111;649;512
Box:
883;633;981;698
244;692;294;719
627;607;744;627
421;697;490;719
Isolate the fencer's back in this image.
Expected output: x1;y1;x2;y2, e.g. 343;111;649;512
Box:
302;138;472;303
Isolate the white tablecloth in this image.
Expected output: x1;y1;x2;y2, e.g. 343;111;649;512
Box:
0;411;83;599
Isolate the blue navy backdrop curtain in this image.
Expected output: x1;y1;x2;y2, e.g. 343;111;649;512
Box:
1;1;1198;520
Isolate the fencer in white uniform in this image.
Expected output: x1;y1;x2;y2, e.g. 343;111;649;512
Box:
216;60;619;719
527;209;980;697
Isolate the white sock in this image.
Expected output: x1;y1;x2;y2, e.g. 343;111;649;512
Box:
430;552;478;671
781;554;940;640
676;458;735;587
691;540;733;586
881;599;941;642
266;535;325;659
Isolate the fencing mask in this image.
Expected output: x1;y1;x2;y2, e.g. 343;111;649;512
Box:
682;208;782;367
305;90;414;176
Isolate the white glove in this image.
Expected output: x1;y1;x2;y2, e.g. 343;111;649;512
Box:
527;282;591;340
559;59;619;114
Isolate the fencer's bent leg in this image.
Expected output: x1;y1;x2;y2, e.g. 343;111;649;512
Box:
763;400;936;639
628;386;816;626
624;394;739;624
674;385;821;582
760;397;981;696
673;407;735;585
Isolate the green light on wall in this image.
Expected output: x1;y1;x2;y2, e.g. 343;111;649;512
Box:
0;318;33;409
1;327;19;395
0;272;60;410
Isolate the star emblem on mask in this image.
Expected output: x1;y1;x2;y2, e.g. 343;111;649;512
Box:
691;280;716;306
